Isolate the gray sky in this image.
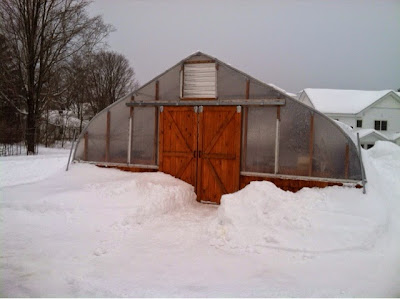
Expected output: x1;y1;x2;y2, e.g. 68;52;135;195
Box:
89;0;400;93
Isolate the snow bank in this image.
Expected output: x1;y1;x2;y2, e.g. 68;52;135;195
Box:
81;168;197;224
210;141;399;254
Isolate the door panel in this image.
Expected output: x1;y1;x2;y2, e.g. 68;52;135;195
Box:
198;106;241;204
159;106;241;204
159;107;197;188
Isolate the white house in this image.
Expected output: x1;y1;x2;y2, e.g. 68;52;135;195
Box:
297;89;400;149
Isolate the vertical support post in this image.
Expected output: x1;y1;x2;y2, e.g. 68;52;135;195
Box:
242;106;248;172
153;106;159;164
105;110;110;162
242;79;250;173
245;79;250;100
345;143;349;179
84;132;88;161
215;63;219;103
66;131;76;171
274;106;280;174
158;106;164;171
155;80;159;101
357;133;366;194
127;106;133;164
308;112;314;176
180;65;184;99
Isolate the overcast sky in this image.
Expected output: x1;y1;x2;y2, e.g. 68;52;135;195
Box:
89;0;400;93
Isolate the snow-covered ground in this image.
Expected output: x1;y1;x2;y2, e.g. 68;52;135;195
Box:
1;142;399;297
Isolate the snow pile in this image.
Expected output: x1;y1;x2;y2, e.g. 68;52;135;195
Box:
1;141;400;296
210;141;399;254
83;169;197;224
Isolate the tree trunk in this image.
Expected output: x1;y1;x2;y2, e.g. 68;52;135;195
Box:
26;104;36;155
79;103;83;133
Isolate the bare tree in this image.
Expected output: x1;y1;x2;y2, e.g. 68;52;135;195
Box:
0;0;111;154
86;51;139;115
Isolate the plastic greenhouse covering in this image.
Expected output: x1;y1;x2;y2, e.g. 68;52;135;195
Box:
74;52;363;183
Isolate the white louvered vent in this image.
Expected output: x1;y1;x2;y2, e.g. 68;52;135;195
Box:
183;63;216;98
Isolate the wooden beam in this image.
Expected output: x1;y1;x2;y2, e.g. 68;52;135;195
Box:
345;143;349;179
153;107;159;164
84;132;88;161
242;107;248;171
184;60;215;64
158;107;164;170
277;105;281;121
308;113;314;176
105;110;110;162
155;80;159;101
245;79;250;99
127;106;133;164
274;106;280;174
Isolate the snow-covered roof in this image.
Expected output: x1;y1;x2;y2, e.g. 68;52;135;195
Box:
267;83;297;98
383;132;400;141
354;129;390;141
48;110;88;128
303;89;394;114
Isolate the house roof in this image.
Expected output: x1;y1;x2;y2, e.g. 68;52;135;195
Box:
355;129;389;141
302;88;394;114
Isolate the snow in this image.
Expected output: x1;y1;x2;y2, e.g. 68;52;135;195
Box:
0;147;70;188
268;83;297;98
48;110;88;129
1;142;400;296
303;88;392;114
355;128;390;140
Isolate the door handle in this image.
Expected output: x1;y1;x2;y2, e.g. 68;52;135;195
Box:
198;151;202;158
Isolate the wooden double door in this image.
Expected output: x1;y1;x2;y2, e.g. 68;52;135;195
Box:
159;106;241;204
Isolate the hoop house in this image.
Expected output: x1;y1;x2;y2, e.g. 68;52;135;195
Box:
74;52;363;204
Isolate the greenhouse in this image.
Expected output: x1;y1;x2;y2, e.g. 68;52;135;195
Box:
73;52;364;204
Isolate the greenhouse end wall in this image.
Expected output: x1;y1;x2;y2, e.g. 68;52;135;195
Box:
73;51;364;190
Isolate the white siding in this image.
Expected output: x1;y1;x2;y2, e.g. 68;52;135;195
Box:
298;92;314;108
358;108;400;133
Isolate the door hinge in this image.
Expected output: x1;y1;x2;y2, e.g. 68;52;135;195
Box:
236;105;241;113
199;106;203;113
160;106;164;112
194;106;198;113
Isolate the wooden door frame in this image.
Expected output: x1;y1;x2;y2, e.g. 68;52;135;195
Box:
159;105;241;204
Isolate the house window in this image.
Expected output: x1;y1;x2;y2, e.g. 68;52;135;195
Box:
367;144;374;149
374;120;388;131
182;62;216;99
356;120;362;128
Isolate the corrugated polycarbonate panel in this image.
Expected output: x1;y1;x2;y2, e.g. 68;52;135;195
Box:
86;111;107;162
348;144;362;180
158;65;180;101
250;81;281;99
74;137;84;160
312;114;347;178
131;107;157;165
242;107;276;173
183;63;216;98
109;100;130;163
217;64;246;100
278;100;311;176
